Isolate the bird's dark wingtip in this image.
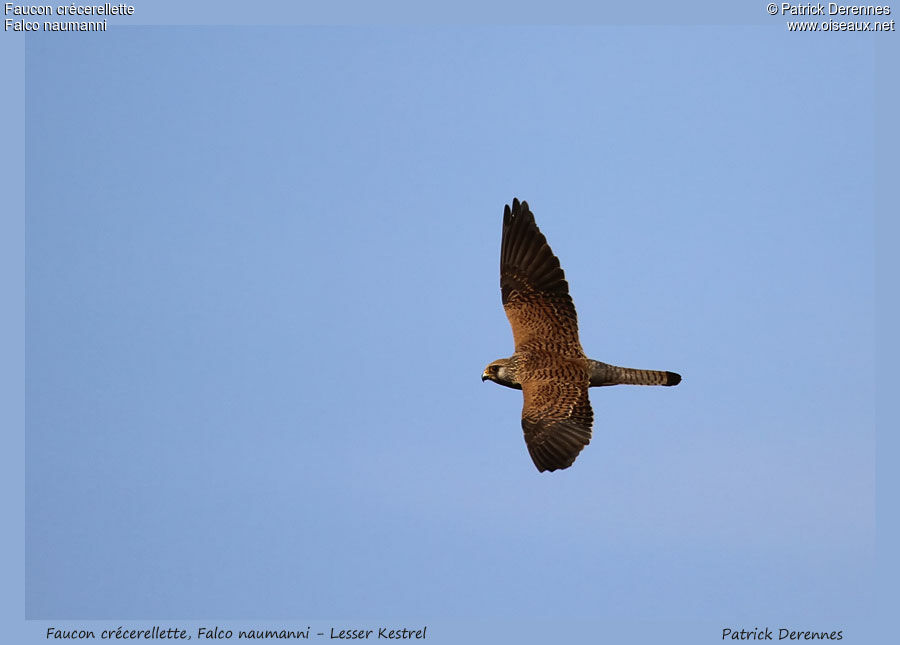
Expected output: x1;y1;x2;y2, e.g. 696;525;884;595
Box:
665;371;682;386
510;197;529;213
505;197;533;224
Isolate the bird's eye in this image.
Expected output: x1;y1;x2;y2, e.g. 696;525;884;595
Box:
492;366;499;373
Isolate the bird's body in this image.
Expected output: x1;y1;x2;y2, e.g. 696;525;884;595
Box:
482;199;681;472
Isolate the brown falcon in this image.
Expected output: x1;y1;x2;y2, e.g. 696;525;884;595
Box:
482;198;681;472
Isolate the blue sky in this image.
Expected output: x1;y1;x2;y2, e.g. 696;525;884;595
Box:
8;4;898;644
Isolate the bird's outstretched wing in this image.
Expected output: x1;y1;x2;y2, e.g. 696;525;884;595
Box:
521;378;593;472
500;198;582;354
501;199;593;471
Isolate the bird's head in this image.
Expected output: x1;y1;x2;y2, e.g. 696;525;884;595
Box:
481;358;520;389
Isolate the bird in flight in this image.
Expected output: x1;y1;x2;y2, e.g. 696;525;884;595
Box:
482;198;681;472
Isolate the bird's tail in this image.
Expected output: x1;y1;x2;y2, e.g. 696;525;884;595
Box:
588;360;681;387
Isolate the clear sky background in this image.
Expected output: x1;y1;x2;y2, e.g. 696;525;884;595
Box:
11;3;898;644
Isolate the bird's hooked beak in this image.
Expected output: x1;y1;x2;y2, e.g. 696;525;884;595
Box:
481;369;491;382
